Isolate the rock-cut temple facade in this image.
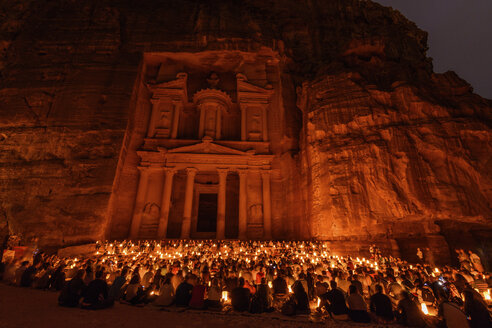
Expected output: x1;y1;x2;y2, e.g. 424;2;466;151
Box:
127;65;278;240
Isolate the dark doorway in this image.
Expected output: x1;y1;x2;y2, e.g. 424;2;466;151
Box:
197;193;217;232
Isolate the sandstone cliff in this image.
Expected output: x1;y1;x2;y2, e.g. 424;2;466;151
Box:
0;0;490;265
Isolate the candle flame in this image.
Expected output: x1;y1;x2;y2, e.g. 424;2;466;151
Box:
484;289;491;301
421;303;429;315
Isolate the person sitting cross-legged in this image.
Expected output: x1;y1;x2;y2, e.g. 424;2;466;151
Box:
231;277;251;312
321;280;349;320
58;269;86;307
347;285;371;323
81;270;113;310
370;284;395;323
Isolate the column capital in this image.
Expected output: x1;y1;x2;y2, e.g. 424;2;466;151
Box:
164;167;178;175
185;167;198;176
137;165;151;173
260;169;272;179
150;98;160;105
147;165;166;172
216;168;229;177
237;168;248;177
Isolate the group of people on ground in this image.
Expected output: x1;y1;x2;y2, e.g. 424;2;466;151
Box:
1;240;491;327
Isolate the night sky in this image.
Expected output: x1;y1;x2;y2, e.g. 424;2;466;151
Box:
375;0;492;99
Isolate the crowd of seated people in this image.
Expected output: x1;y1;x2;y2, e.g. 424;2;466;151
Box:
0;240;491;327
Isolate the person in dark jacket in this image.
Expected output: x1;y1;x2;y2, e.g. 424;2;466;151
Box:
292;280;310;314
231;277;250;312
81;270;113;310
59;269;86;307
175;275;194;307
463;289;492;328
321;280;348;317
273;274;288;295
48;264;66;291
249;278;273;313
396;291;426;327
108;267;128;301
370;284;395;323
20;262;39;287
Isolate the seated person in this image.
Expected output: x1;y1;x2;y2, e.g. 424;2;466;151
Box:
108;267;128;302
124;274;146;305
58;269;86;307
370;284;395;323
249;278;273;314
321;280;348;319
273;274;288;295
396;291;426;327
292;280;310;314
231;277;251;312
205;278;222;310
175;274;194;307
189;278;206;309
154;276;175;307
346;285;371;323
82;270;113;310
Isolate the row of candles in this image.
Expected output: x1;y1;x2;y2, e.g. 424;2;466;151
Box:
88;240;491;315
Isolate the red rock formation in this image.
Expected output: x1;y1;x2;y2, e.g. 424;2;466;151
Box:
0;0;490;265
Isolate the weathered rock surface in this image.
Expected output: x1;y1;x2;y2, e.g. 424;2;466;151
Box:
0;0;490;265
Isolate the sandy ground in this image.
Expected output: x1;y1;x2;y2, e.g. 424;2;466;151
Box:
0;284;398;328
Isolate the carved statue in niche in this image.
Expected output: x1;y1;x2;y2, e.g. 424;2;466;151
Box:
205;109;216;137
158;109;172;129
141;203;160;225
248;107;262;140
248;204;263;223
251;112;261;132
206;72;220;89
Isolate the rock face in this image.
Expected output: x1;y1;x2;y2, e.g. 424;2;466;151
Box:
0;0;490;265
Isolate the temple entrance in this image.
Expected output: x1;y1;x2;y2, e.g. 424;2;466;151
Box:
197;193;217;233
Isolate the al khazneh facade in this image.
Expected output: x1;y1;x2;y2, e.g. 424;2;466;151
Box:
108;51;303;240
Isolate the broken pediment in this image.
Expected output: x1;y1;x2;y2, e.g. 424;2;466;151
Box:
236;73;273;104
147;72;188;100
164;137;253;155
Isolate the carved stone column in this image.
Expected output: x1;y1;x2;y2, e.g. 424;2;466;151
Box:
171;101;181;139
216;169;228;239
238;169;248;239
262;108;268;142
215;108;222;140
147;98;159;138
198;106;205;139
181;168;197;239
240;108;247;141
129;166;150;239
157;167;176;239
261;170;272;239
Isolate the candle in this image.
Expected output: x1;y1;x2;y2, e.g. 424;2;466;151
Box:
421;303;429;315
484;289;491;301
